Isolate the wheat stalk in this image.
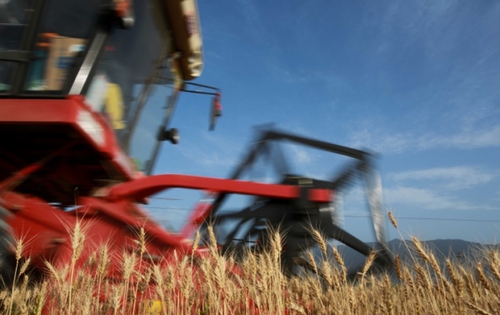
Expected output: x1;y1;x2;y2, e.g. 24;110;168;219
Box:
394;255;402;281
310;228;327;257
476;262;491;291
360;251;376;285
388;211;398;229
331;246;347;283
465;301;493;315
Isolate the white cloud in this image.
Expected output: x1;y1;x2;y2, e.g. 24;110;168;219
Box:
235;0;265;41
391;166;495;190
384;186;481;211
348;129;413;153
348;124;500;154
198;152;236;167
177;131;243;171
418;126;500;150
287;145;316;164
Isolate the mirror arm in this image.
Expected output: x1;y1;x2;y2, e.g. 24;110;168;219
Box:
180;82;223;131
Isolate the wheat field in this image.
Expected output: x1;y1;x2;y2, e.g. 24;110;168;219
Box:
1;214;499;315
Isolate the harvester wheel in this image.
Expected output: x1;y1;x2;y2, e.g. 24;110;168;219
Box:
0;206;15;287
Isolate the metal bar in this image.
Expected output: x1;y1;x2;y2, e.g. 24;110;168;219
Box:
329;161;360;190
68;27;109;95
183;82;219;91
105;174;333;203
263;129;368;160
329;225;375;257
0;51;30;62
180;90;217;96
361;160;388;251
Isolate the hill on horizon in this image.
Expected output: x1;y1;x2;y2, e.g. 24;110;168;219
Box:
318;238;499;273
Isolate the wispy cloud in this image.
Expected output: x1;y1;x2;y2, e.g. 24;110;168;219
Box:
268;63;347;94
197;152;236;167
235;0;265;41
344;0;500;156
390;166;495;190
178;132;240;172
418;126;500;150
348;129;413;153
384;186;488;211
288;145;316;164
348;124;500;154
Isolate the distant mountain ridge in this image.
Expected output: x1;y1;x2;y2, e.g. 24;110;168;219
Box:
324;239;499;272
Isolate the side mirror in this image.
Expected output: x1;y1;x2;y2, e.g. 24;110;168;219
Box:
158;128;180;144
210;92;222;131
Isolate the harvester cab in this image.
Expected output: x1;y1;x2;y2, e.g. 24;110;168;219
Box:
0;0;214;203
0;0;213;177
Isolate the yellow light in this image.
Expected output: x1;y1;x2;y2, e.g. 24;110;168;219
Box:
144;300;162;315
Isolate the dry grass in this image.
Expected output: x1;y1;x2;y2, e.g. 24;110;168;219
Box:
1;216;500;315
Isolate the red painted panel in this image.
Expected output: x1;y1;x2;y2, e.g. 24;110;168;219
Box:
105;174;334;203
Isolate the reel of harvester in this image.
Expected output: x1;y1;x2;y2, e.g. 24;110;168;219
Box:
205;127;394;277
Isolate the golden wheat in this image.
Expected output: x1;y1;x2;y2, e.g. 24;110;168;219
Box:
0;224;499;315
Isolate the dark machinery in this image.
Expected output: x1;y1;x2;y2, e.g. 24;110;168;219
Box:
208;127;393;276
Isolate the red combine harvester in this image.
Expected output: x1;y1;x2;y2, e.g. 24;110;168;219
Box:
0;0;392;303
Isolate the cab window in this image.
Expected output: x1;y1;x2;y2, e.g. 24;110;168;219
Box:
85;0;178;173
0;0;33;91
23;0;101;91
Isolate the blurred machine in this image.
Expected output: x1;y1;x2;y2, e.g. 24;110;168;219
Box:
0;0;392;301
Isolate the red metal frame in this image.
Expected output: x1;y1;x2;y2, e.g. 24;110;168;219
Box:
103;174;333;202
1;168;333;271
1;96;137;179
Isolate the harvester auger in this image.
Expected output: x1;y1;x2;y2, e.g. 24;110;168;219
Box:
206;127;394;277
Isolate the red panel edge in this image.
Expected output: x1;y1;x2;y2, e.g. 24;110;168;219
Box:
0;96;136;180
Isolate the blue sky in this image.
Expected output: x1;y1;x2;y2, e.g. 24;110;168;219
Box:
149;0;500;243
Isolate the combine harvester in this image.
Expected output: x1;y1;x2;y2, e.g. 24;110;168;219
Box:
0;0;393;308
